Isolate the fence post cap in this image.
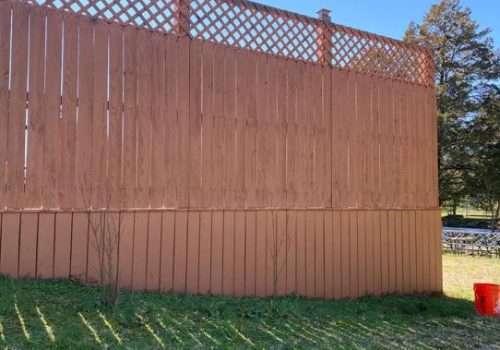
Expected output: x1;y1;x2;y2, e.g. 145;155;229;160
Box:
317;8;332;22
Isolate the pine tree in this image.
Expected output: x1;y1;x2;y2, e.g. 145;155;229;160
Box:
404;0;500;214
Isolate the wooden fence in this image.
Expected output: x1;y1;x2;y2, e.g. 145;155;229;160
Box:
0;0;442;297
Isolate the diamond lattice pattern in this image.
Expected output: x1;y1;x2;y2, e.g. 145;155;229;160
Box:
24;0;433;86
27;0;178;33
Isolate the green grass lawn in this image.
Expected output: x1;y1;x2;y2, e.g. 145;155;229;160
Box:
0;255;499;349
441;207;490;218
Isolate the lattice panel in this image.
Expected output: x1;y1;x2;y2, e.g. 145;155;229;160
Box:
330;25;433;86
189;0;321;63
27;0;178;33
20;0;434;86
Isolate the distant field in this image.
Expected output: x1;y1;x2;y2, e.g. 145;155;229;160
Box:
443;254;500;300
441;207;490;218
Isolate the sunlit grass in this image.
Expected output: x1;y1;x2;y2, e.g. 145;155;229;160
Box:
443;254;500;300
136;314;165;349
0;255;498;349
0;320;5;342
98;311;122;345
14;303;30;341
78;312;102;345
36;306;55;342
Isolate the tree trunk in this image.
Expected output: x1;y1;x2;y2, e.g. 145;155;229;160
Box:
494;200;500;232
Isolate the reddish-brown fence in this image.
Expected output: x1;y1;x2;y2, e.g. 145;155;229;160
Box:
0;0;441;297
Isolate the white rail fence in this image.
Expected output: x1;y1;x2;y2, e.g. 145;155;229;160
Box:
443;227;500;257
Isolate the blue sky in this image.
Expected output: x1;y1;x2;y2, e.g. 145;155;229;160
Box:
255;0;500;48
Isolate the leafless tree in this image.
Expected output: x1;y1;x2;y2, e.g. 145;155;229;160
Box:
80;177;120;306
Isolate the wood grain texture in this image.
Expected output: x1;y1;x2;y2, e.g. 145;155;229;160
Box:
54;213;72;278
0;3;441;299
18;213;38;278
37;213;55;279
0;2;10;209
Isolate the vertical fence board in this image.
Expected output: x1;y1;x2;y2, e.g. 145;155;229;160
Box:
340;211;350;298
132;212;148;290
223;211;235;295
54;213;72;278
255;55;267;206
189;40;203;208
6;3;29;208
176;37;190;208
401;210;412;293
433;210;443;292
118;212;134;289
408;210;417;293
234;211;246;296
429;91;440;208
244;211;256;296
147;212;162;291
265;211;276;296
422;210;433;293
211;46;224;208
163;37;177;208
108;25;124;208
186;211;200;294
160;211;175;292
122;27;137;208
275;60;287;208
223;49;236;208
332;211;342;299
25;6;45;208
285;61;297;207
234;51;248;208
0;213;20;277
76;19;94;208
59;13;78;209
304;211;315;297
380;211;390;294
87;212;101;283
314;211;325;298
331;70;349;208
135;30;153;208
349;211;359;298
320;67;333;207
0;2;10;208
200;42;213;208
37;213;55;278
173;211;187;292
285;210;297;295
394;210;404;293
387;211;397;293
198;211;212;294
357;210;368;296
210;211;223;294
294;211;306;296
44;10;62;208
275;211;287;296
19;212;38;277
255;210;267;297
379;79;393;208
371;211;382;295
70;213;88;281
150;33;166;208
245;52;258;208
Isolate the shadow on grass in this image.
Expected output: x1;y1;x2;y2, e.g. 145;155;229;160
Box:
0;274;497;349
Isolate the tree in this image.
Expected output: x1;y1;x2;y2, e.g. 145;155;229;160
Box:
404;0;500;213
464;86;500;227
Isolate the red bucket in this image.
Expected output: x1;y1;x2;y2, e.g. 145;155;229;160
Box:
474;283;500;316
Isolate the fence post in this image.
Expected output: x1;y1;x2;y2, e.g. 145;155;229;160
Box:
316;9;332;67
176;0;190;36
